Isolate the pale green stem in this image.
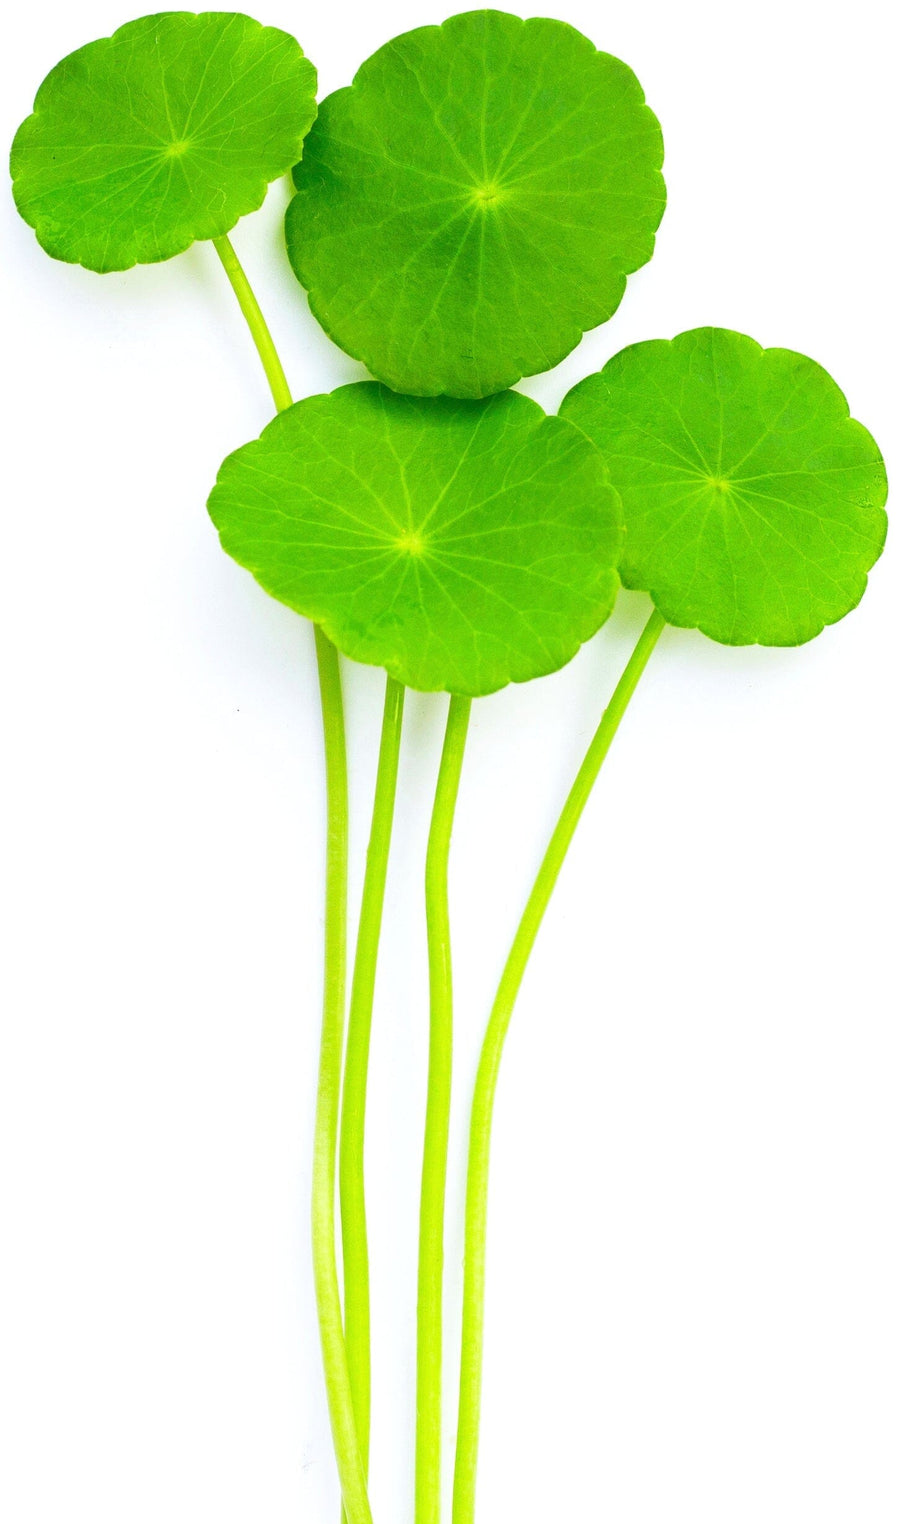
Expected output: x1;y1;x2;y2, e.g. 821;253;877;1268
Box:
451;608;667;1524
417;695;473;1524
312;625;373;1524
212;233;292;413
212;232;371;1524
340;676;406;1482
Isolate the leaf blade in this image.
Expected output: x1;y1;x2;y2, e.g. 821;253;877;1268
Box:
287;11;665;398
560;327;888;647
11;12;318;272
208;383;623;695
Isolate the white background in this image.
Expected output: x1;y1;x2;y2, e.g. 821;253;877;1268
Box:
1;2;898;1520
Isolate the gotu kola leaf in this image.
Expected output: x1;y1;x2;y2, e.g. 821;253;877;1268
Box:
286;9;665;399
207;383;622;695
11;11;317;273
560;327;888;646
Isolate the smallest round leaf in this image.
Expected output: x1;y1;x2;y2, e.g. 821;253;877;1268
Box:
11;12;317;272
207;383;622;696
560;327;888;646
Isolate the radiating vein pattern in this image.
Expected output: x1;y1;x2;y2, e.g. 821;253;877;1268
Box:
11;12;317;271
561;328;888;646
207;383;623;694
287;11;665;398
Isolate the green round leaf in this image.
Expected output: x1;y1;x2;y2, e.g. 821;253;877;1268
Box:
207;383;622;695
286;10;665;399
560;328;888;647
11;12;317;273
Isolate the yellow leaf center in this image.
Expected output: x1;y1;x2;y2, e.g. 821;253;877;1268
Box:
396;529;426;556
471;180;508;209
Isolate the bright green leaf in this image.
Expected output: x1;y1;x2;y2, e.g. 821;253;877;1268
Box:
207;383;622;695
11;12;317;273
286;10;664;399
560;327;888;646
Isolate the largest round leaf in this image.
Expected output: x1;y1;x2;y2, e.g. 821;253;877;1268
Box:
207;383;622;695
286;10;665;399
11;12;317;273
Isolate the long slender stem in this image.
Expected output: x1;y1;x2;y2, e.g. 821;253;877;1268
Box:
340;676;406;1478
417;695;473;1524
451;608;666;1524
312;625;372;1524
212;232;371;1524
212;233;292;414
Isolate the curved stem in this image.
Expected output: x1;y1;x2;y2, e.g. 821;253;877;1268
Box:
340;675;406;1477
451;608;666;1524
212;232;370;1524
417;695;473;1524
212;233;292;414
